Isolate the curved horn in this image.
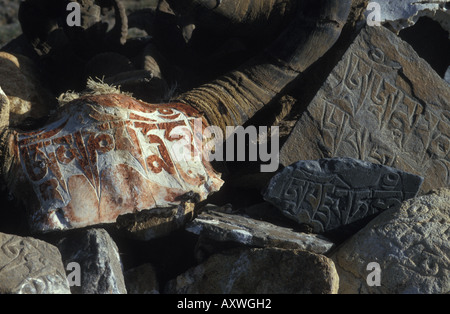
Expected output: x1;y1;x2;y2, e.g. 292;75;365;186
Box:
176;0;352;133
0;87;15;187
103;0;129;45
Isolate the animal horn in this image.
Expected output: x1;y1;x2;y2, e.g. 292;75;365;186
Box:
176;0;352;133
104;0;129;45
0;87;16;188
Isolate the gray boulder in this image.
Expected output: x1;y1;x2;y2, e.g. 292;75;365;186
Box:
57;228;127;294
186;210;335;254
332;188;450;294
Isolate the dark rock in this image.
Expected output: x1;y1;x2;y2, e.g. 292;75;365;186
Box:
264;158;423;234
165;247;339;294
332;188;450;294
57;228;127;294
124;263;159;294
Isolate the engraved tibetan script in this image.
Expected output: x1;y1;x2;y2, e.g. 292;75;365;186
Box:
0;232;70;294
264;158;423;233
13;94;223;232
280;26;450;193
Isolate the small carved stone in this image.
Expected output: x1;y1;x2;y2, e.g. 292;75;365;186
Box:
164;247;339;294
263;158;423;233
0;232;70;294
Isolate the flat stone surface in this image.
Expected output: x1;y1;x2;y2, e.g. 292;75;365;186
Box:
165;247;339;294
57;228;127;294
0;232;70;294
331;188;450;294
6;93;223;232
280;25;450;194
264;158;423;233
186;210;334;254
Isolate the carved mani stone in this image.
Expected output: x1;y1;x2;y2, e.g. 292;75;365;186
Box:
263;158;424;234
280;25;450;194
8;94;223;233
0;232;70;294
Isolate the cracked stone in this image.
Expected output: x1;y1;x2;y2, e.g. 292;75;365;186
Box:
186;210;335;254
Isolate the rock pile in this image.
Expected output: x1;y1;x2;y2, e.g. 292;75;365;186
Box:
0;0;448;294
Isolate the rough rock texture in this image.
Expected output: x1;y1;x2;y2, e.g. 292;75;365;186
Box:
116;202;195;241
264;158;423;233
332;188;450;294
165;247;339;294
445;67;450;84
124;263;159;294
280;25;450;194
0;52;54;127
6;93;223;233
0;232;70;294
186;210;335;254
57;228;127;294
0;0;21;47
366;0;449;33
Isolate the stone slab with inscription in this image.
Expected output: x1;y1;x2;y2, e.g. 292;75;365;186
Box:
4;93;224;233
263;158;423;233
280;25;450;194
0;232;71;294
331;188;450;294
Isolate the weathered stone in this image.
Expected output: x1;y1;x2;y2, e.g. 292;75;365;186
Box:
186;210;335;254
332;188;450;294
445;66;450;84
124;263;160;294
365;0;449;33
5;93;223;233
57;228;127;294
280;25;450;194
0;232;70;294
165;247;339;294
0;52;54;127
116;202;195;241
264;158;423;234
